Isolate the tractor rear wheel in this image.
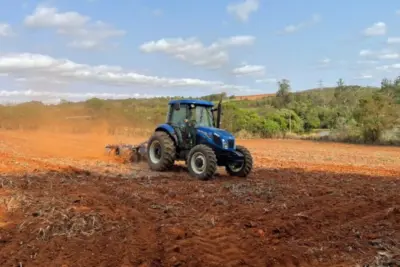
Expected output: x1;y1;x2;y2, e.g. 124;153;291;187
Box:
147;131;176;171
187;145;217;180
225;145;253;177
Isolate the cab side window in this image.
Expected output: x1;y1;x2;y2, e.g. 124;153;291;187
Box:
170;104;188;125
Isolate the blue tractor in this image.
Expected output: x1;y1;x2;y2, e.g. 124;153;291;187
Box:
146;99;253;180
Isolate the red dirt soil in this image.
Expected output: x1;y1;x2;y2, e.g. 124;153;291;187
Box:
0;130;399;267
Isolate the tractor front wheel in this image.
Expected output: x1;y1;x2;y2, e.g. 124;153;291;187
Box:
187;145;217;180
225;145;253;177
147;131;176;171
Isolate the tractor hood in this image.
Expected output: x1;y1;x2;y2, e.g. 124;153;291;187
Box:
197;126;235;140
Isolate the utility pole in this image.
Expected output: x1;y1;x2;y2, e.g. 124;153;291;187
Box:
318;79;327;107
318;79;323;90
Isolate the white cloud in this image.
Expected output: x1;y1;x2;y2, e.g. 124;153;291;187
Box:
0;23;14;37
232;64;265;76
359;49;373;56
255;78;277;84
217;35;255;46
314;57;331;68
24;6;88;28
24;5;125;49
281;14;320;34
354;74;373;79
67;40;98;49
363;22;386;36
0;52;251;94
14;76;67;85
227;0;259;22
320;58;331;64
152;9;163;16
67;40;112;50
359;48;399;60
387;37;400;44
0;89;153;100
357;60;379;65
139;35;255;69
376;63;400;71
396;10;400;15
378;53;400;59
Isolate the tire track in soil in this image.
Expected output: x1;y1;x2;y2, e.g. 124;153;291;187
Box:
135;175;310;267
1;166;399;267
165;227;248;267
0;171;166;267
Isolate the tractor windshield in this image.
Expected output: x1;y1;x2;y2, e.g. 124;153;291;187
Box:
193;105;214;127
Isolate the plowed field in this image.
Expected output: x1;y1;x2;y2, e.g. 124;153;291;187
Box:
0;131;399;267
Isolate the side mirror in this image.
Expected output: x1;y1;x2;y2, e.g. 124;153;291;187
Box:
173;103;180;110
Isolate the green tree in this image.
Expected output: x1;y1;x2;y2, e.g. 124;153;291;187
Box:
354;92;398;143
276;79;291;97
334;78;345;102
275;79;292;108
85;97;105;110
380;76;400;104
303;108;321;131
261;119;281;137
267;109;303;134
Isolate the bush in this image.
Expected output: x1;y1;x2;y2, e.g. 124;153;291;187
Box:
261;119;281;138
235;129;260;139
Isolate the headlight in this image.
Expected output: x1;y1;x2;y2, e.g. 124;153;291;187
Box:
222;138;228;149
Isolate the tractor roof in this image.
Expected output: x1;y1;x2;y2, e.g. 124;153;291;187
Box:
168;99;214;107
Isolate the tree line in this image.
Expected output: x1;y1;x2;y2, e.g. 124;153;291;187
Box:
0;76;399;145
219;77;399;144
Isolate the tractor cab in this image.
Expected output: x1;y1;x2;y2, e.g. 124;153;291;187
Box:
167;99;218;129
166;99;235;151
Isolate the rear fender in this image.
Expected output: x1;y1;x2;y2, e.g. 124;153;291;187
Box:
154;124;178;145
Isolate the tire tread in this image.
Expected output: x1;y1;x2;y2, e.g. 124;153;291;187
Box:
225;145;253;177
147;131;176;171
187;144;217;180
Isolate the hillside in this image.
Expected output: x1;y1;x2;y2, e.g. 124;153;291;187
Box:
0;78;399;145
233;93;275;100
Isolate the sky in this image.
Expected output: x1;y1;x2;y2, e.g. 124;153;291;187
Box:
0;0;400;103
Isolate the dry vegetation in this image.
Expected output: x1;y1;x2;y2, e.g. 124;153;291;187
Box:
233;93;275;100
0;128;399;267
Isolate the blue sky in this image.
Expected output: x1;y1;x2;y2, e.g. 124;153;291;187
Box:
0;0;400;103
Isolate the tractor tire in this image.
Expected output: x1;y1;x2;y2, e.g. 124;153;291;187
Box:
187;144;217;180
225;145;253;177
147;131;176;171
